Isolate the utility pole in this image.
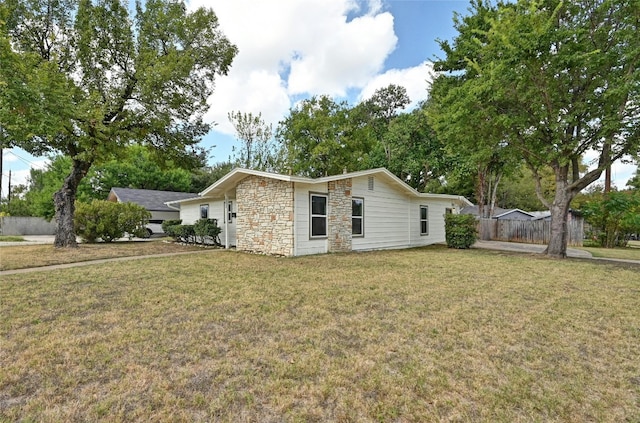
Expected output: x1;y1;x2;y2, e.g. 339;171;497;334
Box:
7;169;11;203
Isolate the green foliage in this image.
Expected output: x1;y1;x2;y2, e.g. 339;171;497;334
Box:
582;191;640;248
175;224;195;244
193;218;222;245
86;146;193;198
0;0;237;246
276;95;375;177
74;200;150;243
445;214;478;249
228;111;278;171
18;149;196;219
161;219;182;234
428;0;640;256
190;161;234;193
626;165;640;191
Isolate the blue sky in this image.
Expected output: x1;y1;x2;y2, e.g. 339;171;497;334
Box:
2;0;636;196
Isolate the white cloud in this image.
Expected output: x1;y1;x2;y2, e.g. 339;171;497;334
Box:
583;151;636;189
358;61;435;109
187;0;397;136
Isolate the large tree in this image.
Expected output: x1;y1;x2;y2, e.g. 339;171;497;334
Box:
276;96;374;177
0;0;237;247
228;111;277;171
429;0;639;257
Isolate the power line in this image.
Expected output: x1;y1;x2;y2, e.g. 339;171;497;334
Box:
4;149;48;170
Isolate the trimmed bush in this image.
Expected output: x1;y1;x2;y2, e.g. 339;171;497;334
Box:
162;219;182;233
445;213;477;249
175;224;195;244
193;218;222;245
162;219;183;240
75;200;150;243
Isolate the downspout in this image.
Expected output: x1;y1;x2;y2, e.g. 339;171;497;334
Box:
224;192;229;249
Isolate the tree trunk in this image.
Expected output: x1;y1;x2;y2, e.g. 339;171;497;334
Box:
53;159;91;248
545;192;572;258
544;168;575;258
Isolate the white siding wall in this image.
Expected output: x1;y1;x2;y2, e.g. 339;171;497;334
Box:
179;199;236;246
350;176;456;251
408;197;451;246
351;175;412;251
294;182;329;256
179;201;201;225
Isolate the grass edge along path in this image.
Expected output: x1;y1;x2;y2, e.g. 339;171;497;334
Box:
2;247;639;422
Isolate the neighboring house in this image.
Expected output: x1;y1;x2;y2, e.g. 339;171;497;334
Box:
462;206;539;220
493;208;536;221
107;187;196;230
166;167;472;257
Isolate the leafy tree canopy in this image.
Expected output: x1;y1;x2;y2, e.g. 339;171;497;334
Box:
276;95;375;178
0;0;237;247
428;0;640;257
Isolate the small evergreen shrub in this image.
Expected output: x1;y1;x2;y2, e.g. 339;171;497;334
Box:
75;200;150;243
175;224;195;244
162;219;183;240
162;219;182;233
193;218;222;245
445;213;477;249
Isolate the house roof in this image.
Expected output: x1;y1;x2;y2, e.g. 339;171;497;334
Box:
108;187;196;211
166;167;473;207
493;208;536;219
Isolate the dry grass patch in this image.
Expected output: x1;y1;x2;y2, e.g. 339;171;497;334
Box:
1;247;639;422
0;240;203;271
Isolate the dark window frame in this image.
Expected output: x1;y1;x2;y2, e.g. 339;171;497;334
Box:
420;205;429;236
200;204;209;219
310;193;328;239
352;197;364;237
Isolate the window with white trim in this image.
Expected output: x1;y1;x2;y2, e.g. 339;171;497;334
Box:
420;205;429;235
310;194;327;238
200;204;209;219
352;198;364;236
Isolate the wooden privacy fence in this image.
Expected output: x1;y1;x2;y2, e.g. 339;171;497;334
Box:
478;218;583;247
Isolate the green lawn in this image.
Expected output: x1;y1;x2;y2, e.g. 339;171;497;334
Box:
0;236;24;242
1;246;639;422
578;241;640;261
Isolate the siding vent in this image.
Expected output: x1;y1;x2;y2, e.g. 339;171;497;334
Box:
368;176;374;191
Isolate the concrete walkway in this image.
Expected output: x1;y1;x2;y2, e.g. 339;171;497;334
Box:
472;240;592;258
0;235;156;247
473;240;640;265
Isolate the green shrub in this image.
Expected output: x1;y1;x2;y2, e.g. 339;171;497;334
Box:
175;224;195;244
445;214;478;249
193;218;222;245
162;219;182;233
119;202;152;239
75;200;150;243
162;220;183;241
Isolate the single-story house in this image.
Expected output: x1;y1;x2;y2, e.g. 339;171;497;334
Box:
107;187;196;223
166;167;472;256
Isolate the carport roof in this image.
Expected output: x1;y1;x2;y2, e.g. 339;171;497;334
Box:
108;187;196;211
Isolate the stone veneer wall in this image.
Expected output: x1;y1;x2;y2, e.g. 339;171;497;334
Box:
328;178;352;252
236;176;295;256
